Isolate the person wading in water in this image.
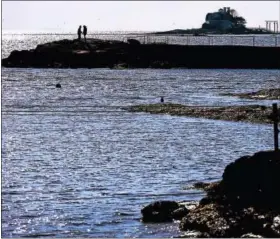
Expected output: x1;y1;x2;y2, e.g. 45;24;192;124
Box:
77;25;82;40
83;25;88;42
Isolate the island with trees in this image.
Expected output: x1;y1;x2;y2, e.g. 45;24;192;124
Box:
152;7;274;35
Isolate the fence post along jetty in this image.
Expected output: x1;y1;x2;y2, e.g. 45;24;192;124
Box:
272;103;279;151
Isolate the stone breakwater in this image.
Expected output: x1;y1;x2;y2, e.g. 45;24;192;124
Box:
141;151;280;238
2;38;280;69
124;104;275;124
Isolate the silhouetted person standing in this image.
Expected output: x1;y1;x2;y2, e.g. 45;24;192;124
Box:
77;25;82;40
83;25;87;42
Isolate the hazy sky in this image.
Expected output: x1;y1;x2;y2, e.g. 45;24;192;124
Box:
2;1;280;32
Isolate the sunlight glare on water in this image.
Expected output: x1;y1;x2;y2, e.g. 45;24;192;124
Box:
2;33;280;238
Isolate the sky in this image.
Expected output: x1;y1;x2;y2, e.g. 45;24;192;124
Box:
2;1;280;33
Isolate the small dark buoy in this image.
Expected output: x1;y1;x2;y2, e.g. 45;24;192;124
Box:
160;97;164;103
56;83;61;88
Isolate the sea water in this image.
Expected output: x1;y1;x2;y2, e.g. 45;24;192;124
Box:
2;33;280;237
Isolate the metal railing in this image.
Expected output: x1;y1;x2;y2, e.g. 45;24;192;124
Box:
88;33;280;47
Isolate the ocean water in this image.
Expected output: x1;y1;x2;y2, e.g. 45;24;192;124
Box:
2;33;280;238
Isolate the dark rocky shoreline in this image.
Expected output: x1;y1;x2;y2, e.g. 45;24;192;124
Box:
141;151;280;238
2;38;280;69
130;90;279;236
124;103;275;124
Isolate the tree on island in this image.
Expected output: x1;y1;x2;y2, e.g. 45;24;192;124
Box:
202;7;247;31
227;8;247;28
229;9;238;18
232;16;247;27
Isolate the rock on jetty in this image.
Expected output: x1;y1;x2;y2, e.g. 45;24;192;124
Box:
125;103;273;124
2;38;280;69
141;151;280;238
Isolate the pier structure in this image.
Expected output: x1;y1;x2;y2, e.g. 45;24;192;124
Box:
265;20;279;33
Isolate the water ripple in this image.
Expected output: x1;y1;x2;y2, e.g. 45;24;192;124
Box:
2;55;280;237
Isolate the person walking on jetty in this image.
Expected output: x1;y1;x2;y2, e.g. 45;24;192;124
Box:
77;25;82;40
83;25;88;42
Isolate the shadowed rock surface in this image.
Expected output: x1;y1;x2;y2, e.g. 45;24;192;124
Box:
224;88;280;100
179;151;280;237
141;201;181;222
2;38;280;69
125;103;274;124
141;201;197;223
142;151;280;237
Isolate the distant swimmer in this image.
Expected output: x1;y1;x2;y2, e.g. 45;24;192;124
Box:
160;96;164;103
56;83;61;88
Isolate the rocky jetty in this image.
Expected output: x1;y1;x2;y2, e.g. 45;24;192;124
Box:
125;103;275;124
2;38;280;69
141;151;280;238
225;88;280;100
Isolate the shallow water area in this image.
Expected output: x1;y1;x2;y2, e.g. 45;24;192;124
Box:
2;34;280;238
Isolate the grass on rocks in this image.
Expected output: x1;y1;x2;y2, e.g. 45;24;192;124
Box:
124;103;274;124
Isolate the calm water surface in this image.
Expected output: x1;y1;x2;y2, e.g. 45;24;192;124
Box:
2;34;280;238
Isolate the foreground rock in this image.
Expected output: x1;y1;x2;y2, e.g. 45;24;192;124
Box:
125;103;274;124
224;88;280;100
2;38;280;69
142;151;280;237
180;151;280;238
141;201;198;223
141;201;182;222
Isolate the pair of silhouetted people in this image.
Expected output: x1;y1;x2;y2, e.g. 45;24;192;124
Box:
77;25;87;41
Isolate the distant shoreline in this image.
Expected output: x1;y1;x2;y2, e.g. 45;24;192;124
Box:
151;27;277;35
223;88;280;100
